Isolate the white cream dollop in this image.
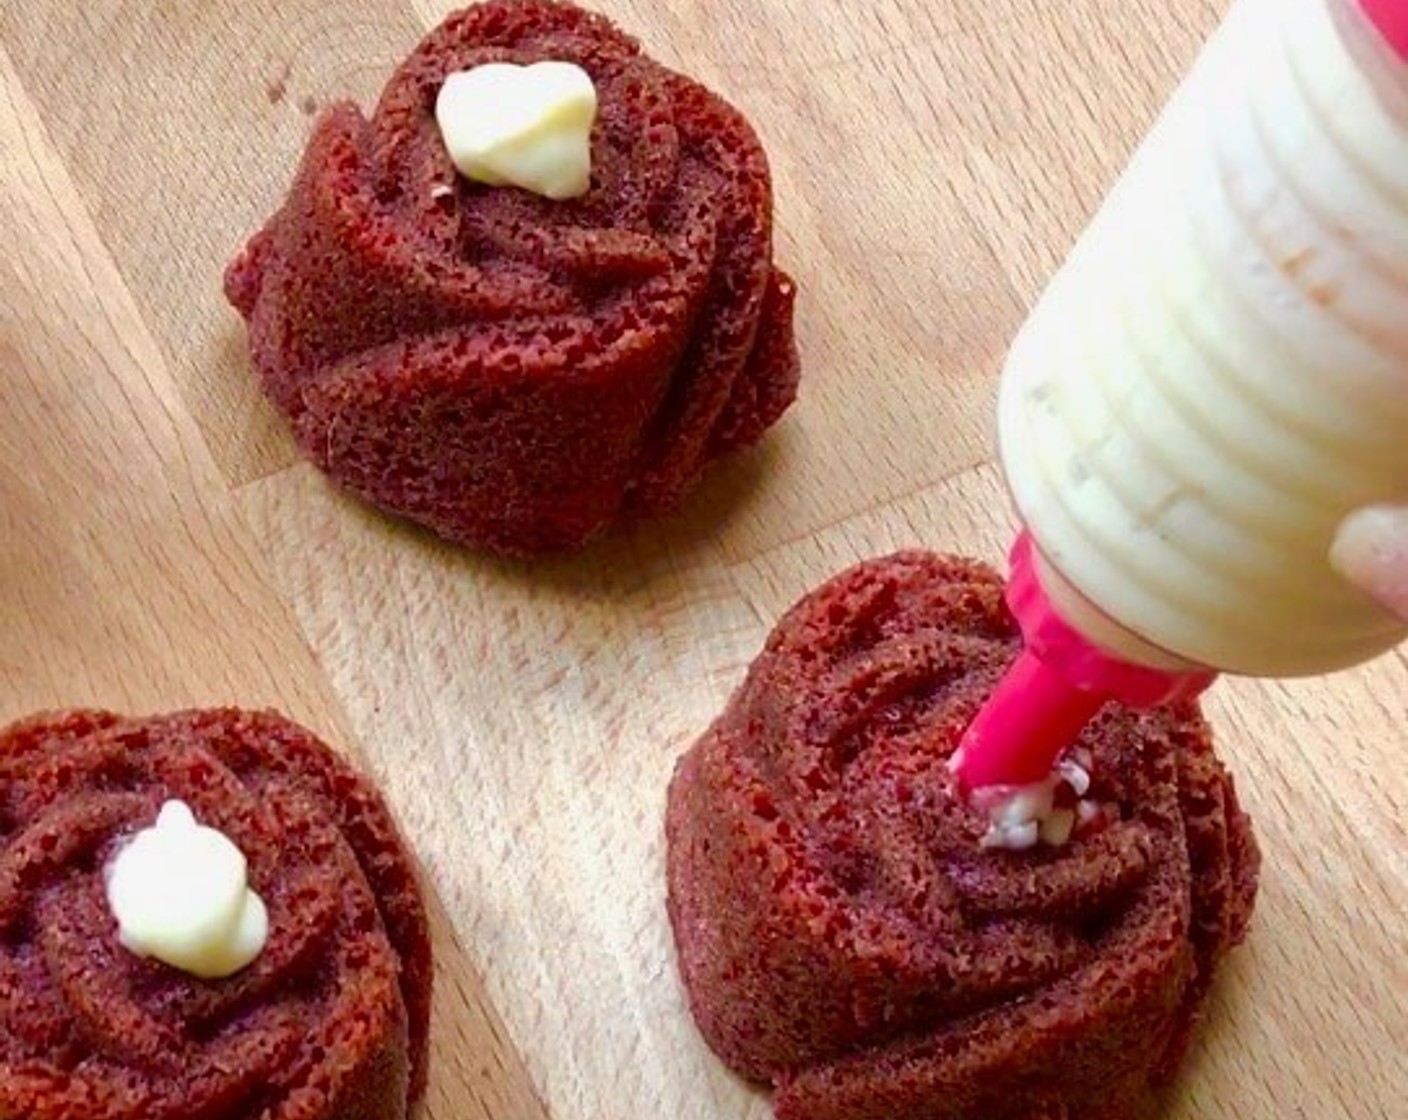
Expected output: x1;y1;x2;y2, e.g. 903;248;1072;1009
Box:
435;61;597;200
105;800;268;979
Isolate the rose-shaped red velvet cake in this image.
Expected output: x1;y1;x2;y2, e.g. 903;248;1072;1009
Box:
0;708;431;1120
225;0;799;555
666;553;1259;1120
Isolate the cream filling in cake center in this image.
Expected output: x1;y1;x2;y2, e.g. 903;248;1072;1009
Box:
436;60;598;200
105;799;268;979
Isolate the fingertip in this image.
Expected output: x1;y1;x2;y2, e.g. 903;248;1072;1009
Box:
1331;504;1408;622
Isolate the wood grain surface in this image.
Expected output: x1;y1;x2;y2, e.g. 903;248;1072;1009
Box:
1;1;1404;1118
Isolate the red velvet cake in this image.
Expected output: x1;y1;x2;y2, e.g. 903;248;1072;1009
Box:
666;552;1259;1120
226;0;799;555
0;708;431;1120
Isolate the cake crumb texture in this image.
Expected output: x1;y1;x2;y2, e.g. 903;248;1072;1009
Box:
0;707;432;1120
666;552;1260;1120
226;0;799;555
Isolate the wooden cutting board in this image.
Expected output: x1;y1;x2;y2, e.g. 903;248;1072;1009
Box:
1;1;1403;1117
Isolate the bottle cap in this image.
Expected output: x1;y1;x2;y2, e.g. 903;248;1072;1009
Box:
1006;534;1216;709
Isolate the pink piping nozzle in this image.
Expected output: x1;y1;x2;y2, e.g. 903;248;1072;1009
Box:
1362;0;1408;58
951;533;1217;791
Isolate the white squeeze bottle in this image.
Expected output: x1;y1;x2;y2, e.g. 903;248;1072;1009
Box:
953;0;1408;799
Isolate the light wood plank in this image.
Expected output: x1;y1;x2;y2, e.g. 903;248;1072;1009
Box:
239;465;771;1120
0;0;426;485
0;45;334;720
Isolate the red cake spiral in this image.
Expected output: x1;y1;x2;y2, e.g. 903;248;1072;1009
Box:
666;553;1259;1120
0;709;431;1120
225;0;799;555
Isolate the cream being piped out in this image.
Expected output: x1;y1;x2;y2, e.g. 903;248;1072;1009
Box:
954;0;1408;795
